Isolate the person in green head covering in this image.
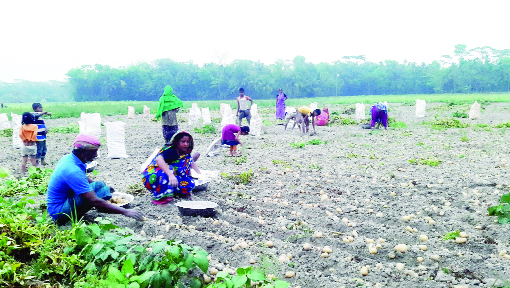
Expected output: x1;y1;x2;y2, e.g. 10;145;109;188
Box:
156;85;184;143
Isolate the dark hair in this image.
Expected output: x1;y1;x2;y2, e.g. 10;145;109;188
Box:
171;131;194;153
239;88;244;92
241;126;250;133
32;103;42;111
314;109;321;116
279;88;283;91
22;112;35;125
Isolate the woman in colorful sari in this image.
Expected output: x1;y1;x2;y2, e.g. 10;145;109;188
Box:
314;107;329;126
371;102;388;129
155;85;184;143
275;89;288;120
142;130;201;205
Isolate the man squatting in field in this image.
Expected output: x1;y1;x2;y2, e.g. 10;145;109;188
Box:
46;135;144;225
284;106;321;135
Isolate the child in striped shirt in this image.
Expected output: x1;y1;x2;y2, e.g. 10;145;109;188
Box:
32;103;51;165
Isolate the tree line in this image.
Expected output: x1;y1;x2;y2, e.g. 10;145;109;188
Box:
2;44;510;103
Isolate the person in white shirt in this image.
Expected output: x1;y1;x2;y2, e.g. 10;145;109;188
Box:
236;88;253;126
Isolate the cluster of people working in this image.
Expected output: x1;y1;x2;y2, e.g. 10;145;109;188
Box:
17;86;388;225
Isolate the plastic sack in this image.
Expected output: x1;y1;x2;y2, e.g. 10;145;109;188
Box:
220;103;231;117
202;108;211;125
310;102;318;112
11;113;22;149
79;112;101;139
0;113;10;130
105;121;129;158
143;105;150;118
189;103;202;128
221;104;235;127
355;103;365;120
128;106;135;119
205;137;223;157
249;104;262;137
285;106;296;116
416;99;426;117
469;101;481;119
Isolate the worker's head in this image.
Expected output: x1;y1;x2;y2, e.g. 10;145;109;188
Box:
240;126;250;135
32;103;43;112
21;112;35;125
239;88;245;97
313;109;321;117
73;134;101;163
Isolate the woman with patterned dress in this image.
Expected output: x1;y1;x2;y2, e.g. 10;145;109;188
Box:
142;130;201;204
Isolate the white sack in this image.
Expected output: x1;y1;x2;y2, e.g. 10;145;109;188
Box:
285;106;296;116
309;102;318;112
469;101;481;119
128;106;135;119
205;137;223;157
143;105;150;118
202;108;212;125
248;104;262;137
79;112;101;139
0;113;10;130
221;104;235;127
220;103;232;117
105;121;129;158
188;103;202;128
416;99;426;118
11;113;22;149
355;103;366;120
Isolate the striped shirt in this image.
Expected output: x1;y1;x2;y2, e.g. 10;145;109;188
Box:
33;113;46;141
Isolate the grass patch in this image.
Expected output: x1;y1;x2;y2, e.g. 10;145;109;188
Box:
389;121;407;129
452;110;468;118
409;157;441;166
290;141;306;148
221;169;253;184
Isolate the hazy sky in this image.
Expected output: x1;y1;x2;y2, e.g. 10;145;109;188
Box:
1;0;509;82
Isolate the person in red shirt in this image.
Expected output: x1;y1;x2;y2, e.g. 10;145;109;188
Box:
221;124;249;157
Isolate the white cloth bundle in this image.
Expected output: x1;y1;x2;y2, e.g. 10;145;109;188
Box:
105;121;129;158
355;103;365;120
416;99;426;118
469;101;481;119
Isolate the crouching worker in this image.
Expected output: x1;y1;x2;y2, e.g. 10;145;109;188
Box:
371;102;388;129
47;135;144;225
294;106;321;135
143;130;201;205
222;124;249;157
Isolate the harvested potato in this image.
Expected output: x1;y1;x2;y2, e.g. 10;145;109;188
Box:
394;244;408;253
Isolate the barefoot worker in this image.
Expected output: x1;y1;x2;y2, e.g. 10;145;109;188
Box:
142;130;201;205
47;135;143;225
237;88;253;126
370;102;388;129
314;107;330;126
296;106;321;135
221;124;249;157
275;88;288;120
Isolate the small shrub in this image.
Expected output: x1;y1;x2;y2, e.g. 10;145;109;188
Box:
194;124;216;134
494;122;510;128
290;141;306;148
442;230;460;240
452;111;468;118
221;170;253;184
235;156;247;165
50;123;79;134
429;118;470;129
420;157;440;166
308;139;323;145
0;129;13;137
488;192;510;224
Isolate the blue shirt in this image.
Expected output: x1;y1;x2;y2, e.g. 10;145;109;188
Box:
47;153;92;218
33;113;46;141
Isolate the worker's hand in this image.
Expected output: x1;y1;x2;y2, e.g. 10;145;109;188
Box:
123;209;144;220
168;175;178;188
47;112;52;116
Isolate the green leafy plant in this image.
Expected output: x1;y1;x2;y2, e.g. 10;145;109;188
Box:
460;134;471;142
0;166;53;196
0;129;13;138
452;111;468;118
419;157;440;166
309;164;322;170
50;123;79;134
194;124;216;134
308;139;323;145
235;156;247;165
417;142;424;146
290;141;306;149
408;158;417;164
205;267;289;288
442;230;460;240
221;170;253;184
494;122;510;128
475;123;488;128
389;121;407;129
428;118;470;129
488;192;510;224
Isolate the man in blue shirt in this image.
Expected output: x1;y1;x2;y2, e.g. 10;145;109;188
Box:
47;134;143;224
